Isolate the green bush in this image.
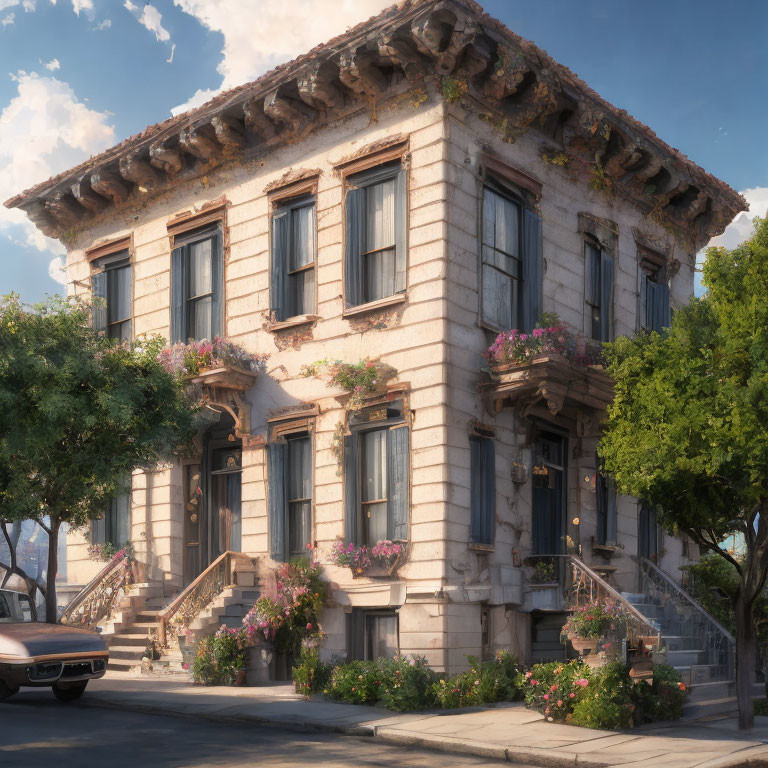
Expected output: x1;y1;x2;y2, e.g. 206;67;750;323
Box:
632;664;687;724
292;648;334;699
570;662;634;730
433;651;522;709
754;699;768;716
193;630;247;685
326;656;438;712
520;660;592;722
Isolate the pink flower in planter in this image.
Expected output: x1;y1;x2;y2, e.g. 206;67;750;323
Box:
575;679;589;687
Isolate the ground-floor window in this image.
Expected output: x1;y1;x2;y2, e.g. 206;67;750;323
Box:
346;608;399;661
91;489;130;548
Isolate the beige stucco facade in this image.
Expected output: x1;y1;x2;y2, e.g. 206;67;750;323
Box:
52;85;703;672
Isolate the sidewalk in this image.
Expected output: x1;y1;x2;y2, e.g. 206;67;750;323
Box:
85;673;768;768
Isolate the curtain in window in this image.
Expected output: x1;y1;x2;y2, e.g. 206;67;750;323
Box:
470;436;495;545
366;613;398;659
288;204;316;317
387;426;409;541
362;429;388;547
363;178;396;302
91;271;107;334
188;238;213;340
270;211;289;322
107;263;132;341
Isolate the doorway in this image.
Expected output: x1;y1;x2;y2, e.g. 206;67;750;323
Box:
183;413;242;586
532;431;567;555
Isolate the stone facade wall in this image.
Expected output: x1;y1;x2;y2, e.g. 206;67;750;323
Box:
64;90;698;672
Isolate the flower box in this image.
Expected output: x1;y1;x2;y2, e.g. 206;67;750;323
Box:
191;365;260;391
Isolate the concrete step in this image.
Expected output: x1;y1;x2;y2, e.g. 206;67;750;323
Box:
108;658;140;672
108;633;150;648
108;645;147;661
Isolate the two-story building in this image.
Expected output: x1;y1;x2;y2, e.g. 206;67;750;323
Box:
5;0;745;678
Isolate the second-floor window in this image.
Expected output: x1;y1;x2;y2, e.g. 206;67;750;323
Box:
343;402;409;547
266;431;313;562
170;226;223;343
481;182;541;332
344;162;407;307
640;261;671;333
585;239;614;342
91;252;132;341
271;196;316;321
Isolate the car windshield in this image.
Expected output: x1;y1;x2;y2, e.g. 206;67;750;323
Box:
0;593;12;622
0;591;35;622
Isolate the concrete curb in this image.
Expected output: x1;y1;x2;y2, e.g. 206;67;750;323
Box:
81;693;768;768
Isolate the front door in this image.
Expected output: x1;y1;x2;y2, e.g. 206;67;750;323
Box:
532;432;567;555
183;415;242;586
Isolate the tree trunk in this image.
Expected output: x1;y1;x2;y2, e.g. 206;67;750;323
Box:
735;591;757;730
45;517;60;623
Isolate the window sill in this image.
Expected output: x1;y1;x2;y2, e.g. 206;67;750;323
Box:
468;541;494;553
343;293;406;319
265;314;320;332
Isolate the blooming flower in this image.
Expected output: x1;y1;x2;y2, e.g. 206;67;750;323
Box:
575;679;589;687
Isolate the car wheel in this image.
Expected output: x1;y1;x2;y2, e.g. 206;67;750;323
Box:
52;681;88;702
0;679;19;701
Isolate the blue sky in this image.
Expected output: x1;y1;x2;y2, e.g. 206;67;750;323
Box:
1;0;765;304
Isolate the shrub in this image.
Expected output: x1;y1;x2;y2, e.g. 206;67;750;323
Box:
632;664;687;723
570;662;634;730
193;627;248;685
521;660;592;722
433;651;523;709
754;698;768;716
292;647;333;699
326;656;438;712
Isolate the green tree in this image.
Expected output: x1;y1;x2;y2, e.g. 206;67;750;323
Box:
0;295;197;622
599;218;768;730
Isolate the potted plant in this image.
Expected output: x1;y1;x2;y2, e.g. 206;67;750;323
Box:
561;600;627;667
526;558;561;611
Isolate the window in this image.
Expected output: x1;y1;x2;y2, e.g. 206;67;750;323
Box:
271;197;316;321
640;258;670;333
344;162;406;307
469;435;495;547
638;503;659;561
481;182;541;332
170;226;223;342
347;609;399;661
585;239;614;342
91;252;132;341
343;402;409;548
596;470;617;546
92;490;131;547
266;432;313;562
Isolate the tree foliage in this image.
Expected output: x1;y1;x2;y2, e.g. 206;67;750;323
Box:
0;294;198;620
599;218;768;729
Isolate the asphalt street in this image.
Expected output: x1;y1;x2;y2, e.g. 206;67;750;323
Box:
0;688;503;768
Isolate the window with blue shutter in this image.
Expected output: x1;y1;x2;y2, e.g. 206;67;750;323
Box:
266;441;288;562
271;197;316;321
91;250;131;340
469;435;495;546
170;225;223;342
344;401;409;546
344;161;407;307
481;182;541;332
641;263;670;333
585;240;614;342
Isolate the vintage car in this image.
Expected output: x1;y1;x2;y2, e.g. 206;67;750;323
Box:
0;588;108;701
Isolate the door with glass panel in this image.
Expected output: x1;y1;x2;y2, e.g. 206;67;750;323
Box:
532;432;567;555
361;428;388;547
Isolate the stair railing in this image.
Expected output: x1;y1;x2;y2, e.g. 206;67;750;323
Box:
638;556;735;680
157;551;252;647
567;555;662;647
59;549;133;631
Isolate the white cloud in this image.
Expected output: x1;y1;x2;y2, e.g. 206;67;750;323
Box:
166;42;175;63
22;0;34;10
94;17;110;30
0;71;116;267
138;3;169;42
44;57;60;71
47;254;66;284
70;0;92;14
1;12;14;25
0;1;18;10
170;0;391;114
123;0;137;12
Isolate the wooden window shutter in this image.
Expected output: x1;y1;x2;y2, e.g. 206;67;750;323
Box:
657;268;671;330
599;251;614;342
266;442;288;562
639;270;648;331
394;168;407;294
522;209;542;333
470;437;495;545
387;425;409;540
270;210;289;322
344;186;365;307
210;230;224;339
91;271;107;333
170;245;186;343
343;433;360;544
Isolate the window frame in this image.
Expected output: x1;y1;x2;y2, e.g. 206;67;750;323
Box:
638;248;670;333
584;237;614;342
92;485;131;547
343;160;408;310
90;247;133;341
270;194;318;322
285;432;313;559
169;212;226;344
346;608;400;661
